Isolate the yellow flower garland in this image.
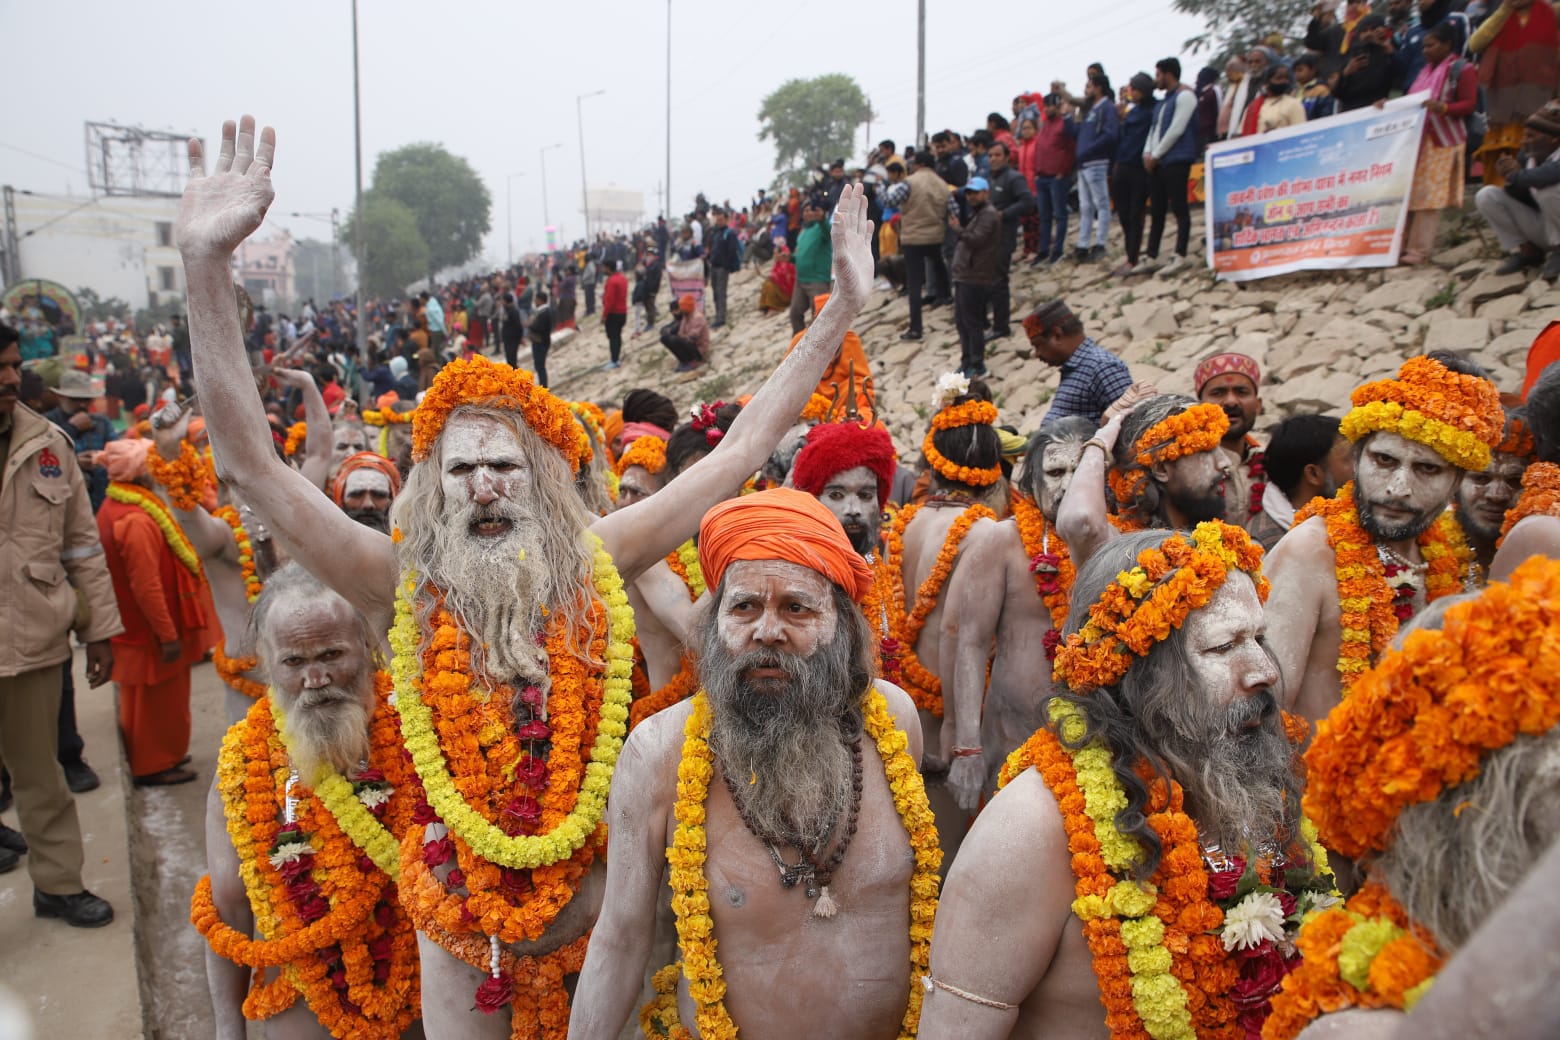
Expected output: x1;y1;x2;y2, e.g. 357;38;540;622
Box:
268;695;403;879
389;533;633;870
106;481;204;580
661;688;941;1040
669;539;706;598
213;505;262;603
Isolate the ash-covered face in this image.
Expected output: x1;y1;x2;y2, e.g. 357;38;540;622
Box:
264;593;375;780
341;467;393;533
1354;432;1460;543
1456;451;1527;542
715;560;840;689
1034;439;1085;520
332;424;368;469
1161;448;1231;524
1182;574;1279;714
819;465;882;555
614;464;662;510
439;414;532;538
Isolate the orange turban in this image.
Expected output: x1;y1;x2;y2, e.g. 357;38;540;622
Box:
330;451;402;506
102;438;153;483
698;487;874;602
603;409;625;450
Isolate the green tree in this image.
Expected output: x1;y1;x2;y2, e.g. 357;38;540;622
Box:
342;194;430;298
757;74;871;188
370;143;491;279
1171;0;1315;66
75;286;133;325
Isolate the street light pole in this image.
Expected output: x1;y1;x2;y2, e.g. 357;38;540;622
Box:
351;0;366;359
577;90;606;243
666;0;672;220
539;142;563;243
505;172;525;266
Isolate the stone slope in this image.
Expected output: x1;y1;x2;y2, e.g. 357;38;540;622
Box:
544;205;1556;461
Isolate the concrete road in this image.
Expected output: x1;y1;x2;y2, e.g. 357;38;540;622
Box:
0;650;231;1039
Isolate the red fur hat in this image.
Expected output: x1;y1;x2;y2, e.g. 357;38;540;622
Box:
791;421;896;507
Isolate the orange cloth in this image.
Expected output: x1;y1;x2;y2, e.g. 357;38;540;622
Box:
330;450;403;506
785;313;876;419
1523;321;1560;401
119;672;193;777
96;498;213;686
102;439;153;482
603;410;625;451
698;487;875;602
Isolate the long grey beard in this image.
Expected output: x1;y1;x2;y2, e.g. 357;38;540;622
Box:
701;627;861;850
282;685;373;784
424;498;550;690
1147;689;1300;856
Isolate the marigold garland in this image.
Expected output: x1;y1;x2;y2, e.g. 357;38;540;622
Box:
1052;521;1268;694
1497;416;1535;462
883;502;996;715
1339;356;1504;472
1000;700;1334;1040
285;422;308;458
1293;483;1468;695
630;543;706;729
148;438;214;512
1262;882;1442;1040
1110;404;1231;511
1012;495;1075;652
665;539;706;599
213;505;263;603
214;646;267;700
616;435;668;478
658;688;940;1040
191;674;421;1037
361;407;413;427
800;391;835;424
1499;460;1560;543
106;481;204;580
411;354;588;468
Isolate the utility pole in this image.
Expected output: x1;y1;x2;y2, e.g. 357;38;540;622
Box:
665;0;672;220
577;90;606;243
540;143;563;239
329;207;341;295
351;0;366;355
916;0;927;150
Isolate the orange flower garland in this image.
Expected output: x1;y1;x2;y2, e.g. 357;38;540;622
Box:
1262;882;1443;1039
1498;416;1536;461
213;505;263;603
191;674;421;1037
148;438;214;511
412;354;588;468
615;435;667;478
285;422;308;458
631;541;706;727
1012;495;1075;653
883;502;996;715
1110;404;1230;510
1053;521;1269;694
1338;356;1505;472
922;399;1002;487
1293;483;1469;694
214;646;267;700
1499;460;1560;542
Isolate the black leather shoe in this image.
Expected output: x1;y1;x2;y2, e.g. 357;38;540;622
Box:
34;889;114;928
0;823;26;855
899;330;922;341
0;847;17;874
63;760;100;794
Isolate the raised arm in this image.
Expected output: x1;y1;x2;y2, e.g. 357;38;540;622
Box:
1057;413;1124;572
177;116;396;628
271;364;332;491
568;715;681;1038
1261;517;1327;714
150;404;238;561
942;520;1007;812
202;777;252;1040
591;183;876;580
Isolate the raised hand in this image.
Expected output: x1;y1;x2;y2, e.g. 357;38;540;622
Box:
177;115;277;262
268;366;317;392
828;182;876;311
150;401;193;460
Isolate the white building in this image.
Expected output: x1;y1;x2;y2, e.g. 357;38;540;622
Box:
8;190;184;312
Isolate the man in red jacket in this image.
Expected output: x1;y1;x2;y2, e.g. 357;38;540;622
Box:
601;261;630;370
95;438;214;786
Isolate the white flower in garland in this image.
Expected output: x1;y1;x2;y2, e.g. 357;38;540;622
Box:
268;839;314;869
932;372;970;411
357;785;392;810
1221;890;1288;951
1296;889;1341;918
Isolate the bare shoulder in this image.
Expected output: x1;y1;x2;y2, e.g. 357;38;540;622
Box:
617;698;693;790
873;678;923;753
1268;515;1334;569
1490;514;1560;583
941;766;1069;911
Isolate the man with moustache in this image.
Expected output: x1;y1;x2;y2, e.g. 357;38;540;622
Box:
1244;414;1354;552
329;451;401;535
789;419;898;558
196;564;423;1039
1455;412;1534;581
942;417;1094;812
178;114;879;1037
1264;355;1503;724
920;523;1330;1039
570;489;939;1040
1057;392;1232;570
1194;352;1265;525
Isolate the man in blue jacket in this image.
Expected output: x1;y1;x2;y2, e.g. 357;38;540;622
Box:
1074;74;1121;263
1142;57;1199;275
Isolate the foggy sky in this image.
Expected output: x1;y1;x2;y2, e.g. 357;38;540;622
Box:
3;0;1209;268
